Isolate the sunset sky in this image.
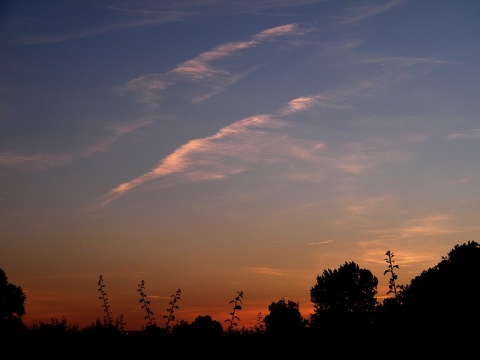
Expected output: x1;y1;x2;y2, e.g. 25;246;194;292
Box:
1;0;479;331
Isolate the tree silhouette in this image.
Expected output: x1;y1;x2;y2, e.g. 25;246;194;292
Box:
309;261;378;335
263;298;307;336
399;240;480;337
0;268;27;334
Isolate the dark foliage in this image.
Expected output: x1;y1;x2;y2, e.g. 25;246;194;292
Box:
263;298;307;336
309;261;378;334
3;240;480;350
0;268;27;335
399;240;480;336
184;315;224;337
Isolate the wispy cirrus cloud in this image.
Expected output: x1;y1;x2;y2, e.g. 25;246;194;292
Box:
362;214;460;246
117;24;309;106
359;246;441;269
10;0;330;46
112;0;330;14
12;12;190;46
438;177;471;186
0;120;151;170
448;129;480;140
279;55;450;115
94;46;450;209
356;213;464;272
339;0;409;25
0;151;73;170
249;267;283;276
397;214;458;238
92;114;311;209
308;240;334;245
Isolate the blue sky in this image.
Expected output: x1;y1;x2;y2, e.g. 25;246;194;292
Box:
1;0;479;330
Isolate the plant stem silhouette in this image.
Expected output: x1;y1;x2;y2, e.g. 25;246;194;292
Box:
163;288;181;332
384;251;403;298
115;313;126;333
225;290;244;332
137;280;156;327
97;275;113;326
254;311;265;333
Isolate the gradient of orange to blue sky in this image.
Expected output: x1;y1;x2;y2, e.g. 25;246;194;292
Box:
1;0;479;331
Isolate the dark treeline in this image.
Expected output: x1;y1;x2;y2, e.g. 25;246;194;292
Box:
1;240;479;348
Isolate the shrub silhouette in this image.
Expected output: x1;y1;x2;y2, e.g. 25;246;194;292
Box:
263;298;307;336
81;318;125;337
185;315;223;337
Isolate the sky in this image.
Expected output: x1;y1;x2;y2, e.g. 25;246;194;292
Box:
1;0;479;331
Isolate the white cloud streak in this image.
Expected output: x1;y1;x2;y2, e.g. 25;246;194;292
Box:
448;129;480;140
117;24;308;106
93;74;422;209
93;22;451;210
93;115;309;209
249;267;283;276
0;120;151;170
